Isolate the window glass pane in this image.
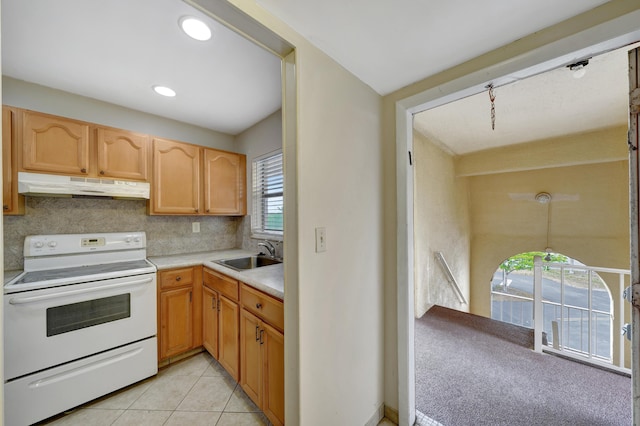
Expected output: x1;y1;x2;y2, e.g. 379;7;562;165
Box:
252;151;283;235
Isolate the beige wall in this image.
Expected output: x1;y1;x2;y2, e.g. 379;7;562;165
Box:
468;160;630;317
413;131;470;318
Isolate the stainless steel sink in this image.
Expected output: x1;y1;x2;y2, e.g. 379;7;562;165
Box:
214;255;282;271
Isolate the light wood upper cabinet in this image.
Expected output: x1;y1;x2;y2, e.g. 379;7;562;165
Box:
96;128;149;181
151;138;201;214
204;149;246;215
21;110;90;175
3;107;24;215
150;139;246;216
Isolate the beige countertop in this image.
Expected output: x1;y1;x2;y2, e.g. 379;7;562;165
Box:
148;249;284;300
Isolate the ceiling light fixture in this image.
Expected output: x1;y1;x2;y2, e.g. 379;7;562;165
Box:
152;85;176;97
567;59;589;79
179;16;212;41
535;192;551;204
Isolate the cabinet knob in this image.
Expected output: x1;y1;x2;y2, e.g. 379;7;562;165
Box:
206;209;210;213
195;208;199;213
176;276;182;282
3;205;8;210
99;170;105;175
80;168;87;173
256;303;263;309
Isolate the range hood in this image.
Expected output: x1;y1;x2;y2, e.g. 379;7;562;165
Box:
18;172;150;199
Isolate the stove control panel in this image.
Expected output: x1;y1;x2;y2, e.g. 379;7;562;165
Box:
24;232;147;257
81;237;106;247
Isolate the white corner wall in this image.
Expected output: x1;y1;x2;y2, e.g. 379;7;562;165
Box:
222;2;386;424
235;109;283;214
413;131;470;318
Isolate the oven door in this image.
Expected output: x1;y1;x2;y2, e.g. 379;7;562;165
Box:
4;272;156;381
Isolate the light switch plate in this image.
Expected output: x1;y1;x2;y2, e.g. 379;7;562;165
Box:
192;222;200;233
315;227;326;252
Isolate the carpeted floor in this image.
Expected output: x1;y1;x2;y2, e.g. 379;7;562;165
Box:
415;305;632;426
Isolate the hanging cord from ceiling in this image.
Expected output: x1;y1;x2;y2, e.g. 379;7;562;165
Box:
486;83;496;130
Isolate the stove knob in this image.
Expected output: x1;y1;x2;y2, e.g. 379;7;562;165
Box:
125;237;132;243
48;241;57;248
134;237;141;243
34;241;44;248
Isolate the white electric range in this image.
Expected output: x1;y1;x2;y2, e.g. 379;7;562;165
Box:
4;232;158;425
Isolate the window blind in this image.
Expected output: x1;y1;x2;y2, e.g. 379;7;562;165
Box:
252;152;283;235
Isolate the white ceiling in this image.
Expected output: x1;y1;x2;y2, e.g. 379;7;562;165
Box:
413;44;633;155
2;0;631;148
256;0;610;95
1;0;282;135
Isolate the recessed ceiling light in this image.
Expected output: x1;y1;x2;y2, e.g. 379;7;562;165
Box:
152;85;176;97
179;16;212;41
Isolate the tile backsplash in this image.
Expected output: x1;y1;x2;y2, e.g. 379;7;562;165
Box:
3;197;242;270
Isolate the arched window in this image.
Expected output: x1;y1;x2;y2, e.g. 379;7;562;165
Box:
491;252;614;363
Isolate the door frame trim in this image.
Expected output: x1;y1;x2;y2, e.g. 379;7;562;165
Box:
396;6;640;425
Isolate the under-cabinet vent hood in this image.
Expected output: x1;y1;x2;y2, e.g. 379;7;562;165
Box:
18;172;150;199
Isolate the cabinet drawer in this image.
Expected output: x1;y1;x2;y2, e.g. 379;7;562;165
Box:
159;267;195;289
241;284;283;331
203;268;239;301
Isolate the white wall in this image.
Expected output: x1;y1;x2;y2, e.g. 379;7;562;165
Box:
236;109;282;215
221;2;386;424
2;77;235;150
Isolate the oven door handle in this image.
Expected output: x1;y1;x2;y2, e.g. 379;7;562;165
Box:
8;277;154;305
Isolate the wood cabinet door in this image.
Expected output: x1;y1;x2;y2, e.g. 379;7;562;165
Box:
218;295;240;381
159;286;193;359
96;128;149;180
21;111;90;175
262;323;285;426
203;149;246;215
3;107;23;215
202;286;219;358
152;138;201;214
240;309;262;406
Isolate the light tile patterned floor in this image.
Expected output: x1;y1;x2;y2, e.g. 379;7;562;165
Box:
37;352;270;426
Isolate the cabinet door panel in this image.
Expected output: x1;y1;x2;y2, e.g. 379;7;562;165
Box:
152;138;200;214
160;287;193;359
3;107;23;215
218;295;240;381
96;128;148;180
240;309;262;406
203;149;246;215
21;111;90;175
263;323;285;426
202;286;219;358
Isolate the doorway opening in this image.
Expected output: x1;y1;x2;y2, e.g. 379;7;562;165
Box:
396;23;640;425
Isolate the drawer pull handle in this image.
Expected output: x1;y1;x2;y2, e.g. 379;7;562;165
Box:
256;303;262;309
176;276;182;282
259;329;264;345
255;325;260;341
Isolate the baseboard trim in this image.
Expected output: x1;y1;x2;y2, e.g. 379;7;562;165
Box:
364;404;385;426
384;406;399;424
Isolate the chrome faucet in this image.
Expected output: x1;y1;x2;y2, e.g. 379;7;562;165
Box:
258;241;277;258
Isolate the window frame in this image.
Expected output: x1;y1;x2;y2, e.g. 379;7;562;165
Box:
251;149;284;240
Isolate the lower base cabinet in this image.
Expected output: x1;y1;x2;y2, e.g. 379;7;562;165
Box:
202;268;240;381
240;285;285;426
